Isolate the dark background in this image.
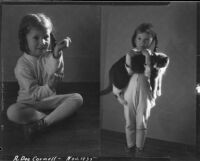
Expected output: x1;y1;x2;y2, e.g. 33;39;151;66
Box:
0;4;101;158
0;4;100;82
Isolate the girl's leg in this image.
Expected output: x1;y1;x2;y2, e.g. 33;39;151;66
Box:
36;93;83;126
124;74;139;149
7;103;46;124
123;105;136;148
7;93;82;140
136;74;154;149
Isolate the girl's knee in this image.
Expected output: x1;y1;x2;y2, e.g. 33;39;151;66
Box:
7;104;19;122
73;93;83;106
136;121;147;130
125;123;136;131
76;93;83;103
63;93;83;107
136;116;148;130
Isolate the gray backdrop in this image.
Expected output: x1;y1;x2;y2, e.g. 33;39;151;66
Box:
1;5;100;82
100;2;196;145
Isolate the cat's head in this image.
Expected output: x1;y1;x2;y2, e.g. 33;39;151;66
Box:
152;53;169;68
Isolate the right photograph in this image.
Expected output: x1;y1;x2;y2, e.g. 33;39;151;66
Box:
100;2;198;159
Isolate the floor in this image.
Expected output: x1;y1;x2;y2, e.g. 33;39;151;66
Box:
0;82;100;160
1;82;200;161
101;129;200;161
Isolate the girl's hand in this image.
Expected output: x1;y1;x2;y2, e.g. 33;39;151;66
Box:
144;65;151;78
141;49;151;57
142;49;151;78
125;54;134;76
53;37;72;58
142;50;151;65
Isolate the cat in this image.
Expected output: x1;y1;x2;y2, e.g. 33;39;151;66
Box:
100;52;169;99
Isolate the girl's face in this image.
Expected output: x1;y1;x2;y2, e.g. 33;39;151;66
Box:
26;27;51;57
135;32;153;51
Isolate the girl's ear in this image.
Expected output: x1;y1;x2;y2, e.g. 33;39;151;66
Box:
50;33;57;51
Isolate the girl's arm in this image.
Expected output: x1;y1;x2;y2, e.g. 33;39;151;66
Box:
15;65;56;102
142;50;151;78
42;37;71;80
53;37;71;58
125;50;137;75
42;52;64;79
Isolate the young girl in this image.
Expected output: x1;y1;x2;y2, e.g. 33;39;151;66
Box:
113;23;169;155
126;23;166;99
6;13;83;140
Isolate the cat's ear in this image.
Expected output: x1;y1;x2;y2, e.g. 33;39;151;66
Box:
161;56;169;68
154;55;169;68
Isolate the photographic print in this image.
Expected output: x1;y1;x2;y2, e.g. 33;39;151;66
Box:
0;1;101;160
100;1;199;161
0;1;200;161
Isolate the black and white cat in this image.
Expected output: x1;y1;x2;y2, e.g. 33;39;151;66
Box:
100;51;169;100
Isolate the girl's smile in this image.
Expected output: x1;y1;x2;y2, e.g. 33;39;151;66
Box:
26;27;51;57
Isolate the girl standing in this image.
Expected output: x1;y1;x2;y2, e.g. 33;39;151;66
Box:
113;23;169;155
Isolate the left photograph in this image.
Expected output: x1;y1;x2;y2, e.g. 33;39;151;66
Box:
0;4;100;159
